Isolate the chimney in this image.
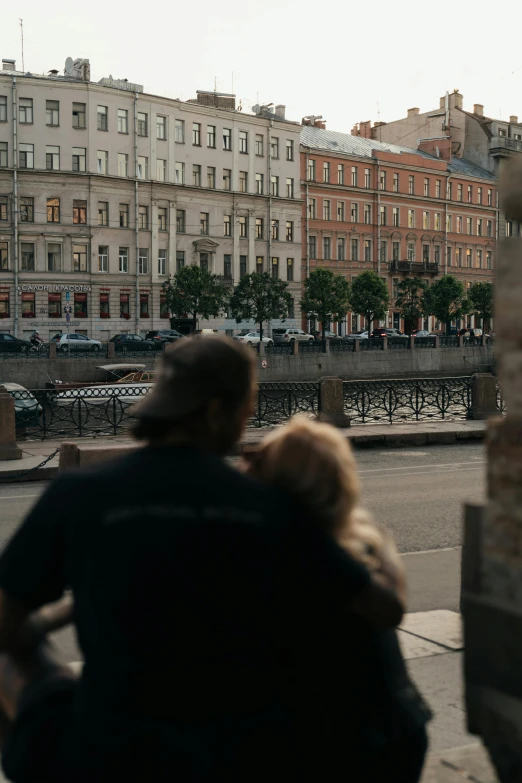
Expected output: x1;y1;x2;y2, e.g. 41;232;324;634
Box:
510;115;519;125
407;107;420;118
275;104;285;120
474;104;484;117
2;59;15;71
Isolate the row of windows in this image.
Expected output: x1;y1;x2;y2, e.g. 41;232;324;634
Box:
0;96;296;160
306;160;495;204
6;290;167;320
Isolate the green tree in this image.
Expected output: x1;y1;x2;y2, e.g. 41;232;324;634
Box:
162;265;229;332
422;274;466;334
300;268;351;339
395;277;428;335
467;282;494;331
229;272;292;341
349;271;389;334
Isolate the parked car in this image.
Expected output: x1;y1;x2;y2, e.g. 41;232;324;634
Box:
234;332;274;346
370;328;407;339
272;328;314;344
345;330;368;340
1;382;42;425
58;334;103;353
0;334;33;354
109;334;157;353
311;330;342;341
50;333;63;343
145;329;183;345
414;330;432;338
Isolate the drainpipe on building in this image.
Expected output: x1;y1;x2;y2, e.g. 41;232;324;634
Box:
12;76;19;338
134;93;140;334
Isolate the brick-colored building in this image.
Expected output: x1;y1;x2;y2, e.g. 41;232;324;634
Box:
300;121;497;334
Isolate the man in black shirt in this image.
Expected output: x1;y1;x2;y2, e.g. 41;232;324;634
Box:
0;336;403;782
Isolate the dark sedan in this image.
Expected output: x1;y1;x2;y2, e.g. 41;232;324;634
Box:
145;329;183;345
109;334;158;353
0;334;33;353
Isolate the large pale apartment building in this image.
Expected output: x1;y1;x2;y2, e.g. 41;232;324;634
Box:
0;56;302;340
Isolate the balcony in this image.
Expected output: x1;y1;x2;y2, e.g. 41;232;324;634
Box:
390;260;440;275
489;135;522;157
216;275;234;288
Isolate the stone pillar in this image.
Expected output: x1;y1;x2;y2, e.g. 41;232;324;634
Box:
434;335;440;349
0;386;23;460
323;338;330;354
382;336;388;351
108;341;116;360
409;335;415;351
48;341;57;359
292;340;299;356
459;334;465;348
353;338;360;353
318;376;351;427
470;373;498;420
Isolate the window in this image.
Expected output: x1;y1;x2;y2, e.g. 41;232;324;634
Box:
192;122;201;146
323;237;331;259
19;143;34;169
175;162;185;184
307;159;316;181
408;209;415;228
175;119;184;143
0;242;7;271
0;142;7;167
499;128;507;137
0;196;7;221
46;291;60;317
309;236;317;258
271;257;279;278
137;112;148;136
487;189;493;206
119;292;130;317
47;197;60;223
206;166;215;189
255;134;264;156
364;239;372;262
138;205;149;230
286;139;294;161
224;215;232;236
456;248;462;267
487;219;493;237
435;179;441;199
286;221;294;242
467;185;472;203
337;238;345;261
466;248;472;267
392;241;400;261
335;164;344;185
98;201;108;226
477;187;482;205
137;156;148;179
434;245;441;264
308;198;316;219
118;108;128;133
337;201;345;221
323;200;331;220
476;249;483;269
380;206;386;226
486;251;492;270
139;249;149;274
408;175;414;195
21;243;35;271
457;184;463;202
256;256;263;274
72;102;86;128
466;217;473;235
407;243;415;263
156;159;166;182
118;153;128;177
239;131;248;153
72;147;86;172
286;258;294;281
223;169;231;190
0;96;7;123
158;249;167;276
351;166;358;186
424;178;430;197
48;243;62;272
392;207;399;227
119;203;129;227
477;218;482;236
191;164;201;187
156;115;167;140
158;207;167;231
506;221;513;237
97;105;108;131
271;219;279;240
270;175;279;196
223;128;232;150
200;212;209;235
323;161;330;182
393;173;399;192
255;218;263;239
97;150;108;175
239;216;248;238
176;251;185;271
422;244;430;263
423;211;429;230
119;247;129;273
270;137;279;158
20;197;34;222
351;203;359;222
456;216;463;233
98;246;108;272
351;238;359;261
286;178;294;198
446;214;452;232
239;171;248;192
239;256;247;278
73;199;87;226
364;204;371;224
434;213;441;231
364;169;371;188
19;98;33;124
176;209;185;233
99;292;110;317
224;255;232;279
447;181;453;200
446;246;452;267
380;171;386;191
287;298;295;319
380;240;387;264
45;145;60;170
255;173;264;194
46;99;59;126
21;291;35;317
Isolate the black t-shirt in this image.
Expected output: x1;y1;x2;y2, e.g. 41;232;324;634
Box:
0;445;371;776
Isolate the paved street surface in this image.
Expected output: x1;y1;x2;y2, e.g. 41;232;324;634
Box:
0;442;495;781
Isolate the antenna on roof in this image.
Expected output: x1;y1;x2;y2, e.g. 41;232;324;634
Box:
19;18;24;72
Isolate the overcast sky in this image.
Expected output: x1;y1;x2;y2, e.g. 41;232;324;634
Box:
4;0;522;135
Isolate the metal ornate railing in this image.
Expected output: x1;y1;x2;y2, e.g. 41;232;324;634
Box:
358;338;384;351
388;337;409;350
252;382;319;428
343;377;473;424
440;336;459;348
265;343;293;355
330;340;356;353
414;337;437;349
56;343;110;359
298;341;324;354
0;344;50;360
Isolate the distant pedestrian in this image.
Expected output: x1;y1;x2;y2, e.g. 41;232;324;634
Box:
244;417;432;783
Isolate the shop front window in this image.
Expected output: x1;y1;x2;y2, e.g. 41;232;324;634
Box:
21;292;35;318
140;294;149;318
74;292;88;318
100;293;110;318
48;292;61;318
120;293;130;319
160;295;169;319
0;292;9;318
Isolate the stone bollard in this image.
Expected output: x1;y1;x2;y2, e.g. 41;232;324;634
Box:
292;340;299;356
470;373;498;420
434;335;440;349
323;338;330;354
107;341;116;360
0;386;23;461
409;336;415;351
459;335;465;349
353;338;360;352
382;336;388;351
318;377;351;427
49;341;57;359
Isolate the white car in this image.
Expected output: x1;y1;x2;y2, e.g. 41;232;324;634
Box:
58;334;103;353
346;330;368;340
234;332;274;346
